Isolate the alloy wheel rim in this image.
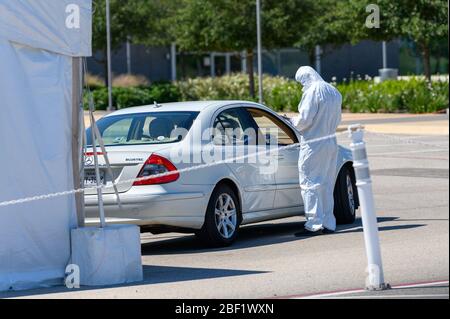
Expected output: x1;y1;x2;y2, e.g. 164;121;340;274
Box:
346;174;355;215
215;194;237;239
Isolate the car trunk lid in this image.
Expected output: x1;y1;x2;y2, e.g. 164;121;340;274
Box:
83;144;171;195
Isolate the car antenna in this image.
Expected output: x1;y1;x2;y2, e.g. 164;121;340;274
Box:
153;101;162;108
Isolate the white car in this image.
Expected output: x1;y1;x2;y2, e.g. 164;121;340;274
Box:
84;101;358;246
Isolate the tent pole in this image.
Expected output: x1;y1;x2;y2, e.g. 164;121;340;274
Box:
72;57;85;227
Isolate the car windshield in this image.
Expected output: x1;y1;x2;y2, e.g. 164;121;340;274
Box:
86;111;199;147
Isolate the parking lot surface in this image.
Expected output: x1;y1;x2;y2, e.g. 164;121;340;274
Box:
1;124;448;299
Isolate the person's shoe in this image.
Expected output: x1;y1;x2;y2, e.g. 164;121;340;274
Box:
295;228;323;237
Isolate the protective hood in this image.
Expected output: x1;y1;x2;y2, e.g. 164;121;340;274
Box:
295;66;325;91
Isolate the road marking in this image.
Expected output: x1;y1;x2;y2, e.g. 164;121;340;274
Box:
295;289;366;299
392;280;449;289
370;148;449;156
279;280;449;299
363;143;447;148
329;294;449;299
370;155;449;161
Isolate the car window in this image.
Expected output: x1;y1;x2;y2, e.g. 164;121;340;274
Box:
101;118;134;145
246;108;298;146
86;111;199;146
213;108;253;145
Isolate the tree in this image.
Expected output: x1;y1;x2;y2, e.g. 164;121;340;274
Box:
292;0;353;65
430;35;449;74
92;0;169;84
343;0;448;80
133;0;181;47
396;0;448;80
170;0;308;97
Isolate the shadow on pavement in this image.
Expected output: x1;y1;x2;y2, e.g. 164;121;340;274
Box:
335;216;425;234
141;216;425;256
0;265;266;298
1;216;427;298
142;265;267;285
141;220;307;256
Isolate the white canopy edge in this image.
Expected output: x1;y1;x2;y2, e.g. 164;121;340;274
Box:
0;0;92;57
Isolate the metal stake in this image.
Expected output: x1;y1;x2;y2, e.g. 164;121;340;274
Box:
88;99;106;228
90;115;122;210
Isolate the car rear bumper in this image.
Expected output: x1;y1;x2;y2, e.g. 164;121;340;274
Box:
84;186;210;229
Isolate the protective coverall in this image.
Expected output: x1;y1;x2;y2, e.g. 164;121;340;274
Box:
291;66;342;232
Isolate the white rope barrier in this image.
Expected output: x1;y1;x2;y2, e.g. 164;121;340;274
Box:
0;132;344;208
1;128;447;209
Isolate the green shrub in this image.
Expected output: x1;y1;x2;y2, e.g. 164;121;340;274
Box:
83;84;182;110
176;74;251;101
149;82;182;103
176;74;448;113
400;78;449;113
262;75;302;111
337;77;449;113
176;73;302;112
83;73;448;113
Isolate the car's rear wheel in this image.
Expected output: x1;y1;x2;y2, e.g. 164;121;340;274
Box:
196;184;241;247
333;165;358;225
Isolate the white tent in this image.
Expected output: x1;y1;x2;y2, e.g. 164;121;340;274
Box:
0;0;91;291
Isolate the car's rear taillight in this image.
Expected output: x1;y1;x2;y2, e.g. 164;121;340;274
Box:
133;154;179;186
84;152;104;156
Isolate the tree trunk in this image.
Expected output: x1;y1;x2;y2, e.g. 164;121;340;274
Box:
420;43;432;81
247;49;255;98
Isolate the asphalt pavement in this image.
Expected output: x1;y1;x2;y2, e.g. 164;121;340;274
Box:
1;115;448;299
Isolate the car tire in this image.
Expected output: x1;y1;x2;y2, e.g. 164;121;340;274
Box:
333;166;358;225
196;184;241;247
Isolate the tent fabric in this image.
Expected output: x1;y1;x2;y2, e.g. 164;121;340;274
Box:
0;0;91;291
0;0;92;57
0;39;76;291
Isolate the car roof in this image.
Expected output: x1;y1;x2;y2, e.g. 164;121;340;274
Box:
104;100;263;117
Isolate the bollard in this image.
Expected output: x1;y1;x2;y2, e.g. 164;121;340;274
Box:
348;124;390;291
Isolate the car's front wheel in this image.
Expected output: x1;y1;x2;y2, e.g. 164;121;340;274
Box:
333;166;358;225
196;184;241;247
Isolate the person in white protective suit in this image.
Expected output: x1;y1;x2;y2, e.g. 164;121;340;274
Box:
290;66;342;236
